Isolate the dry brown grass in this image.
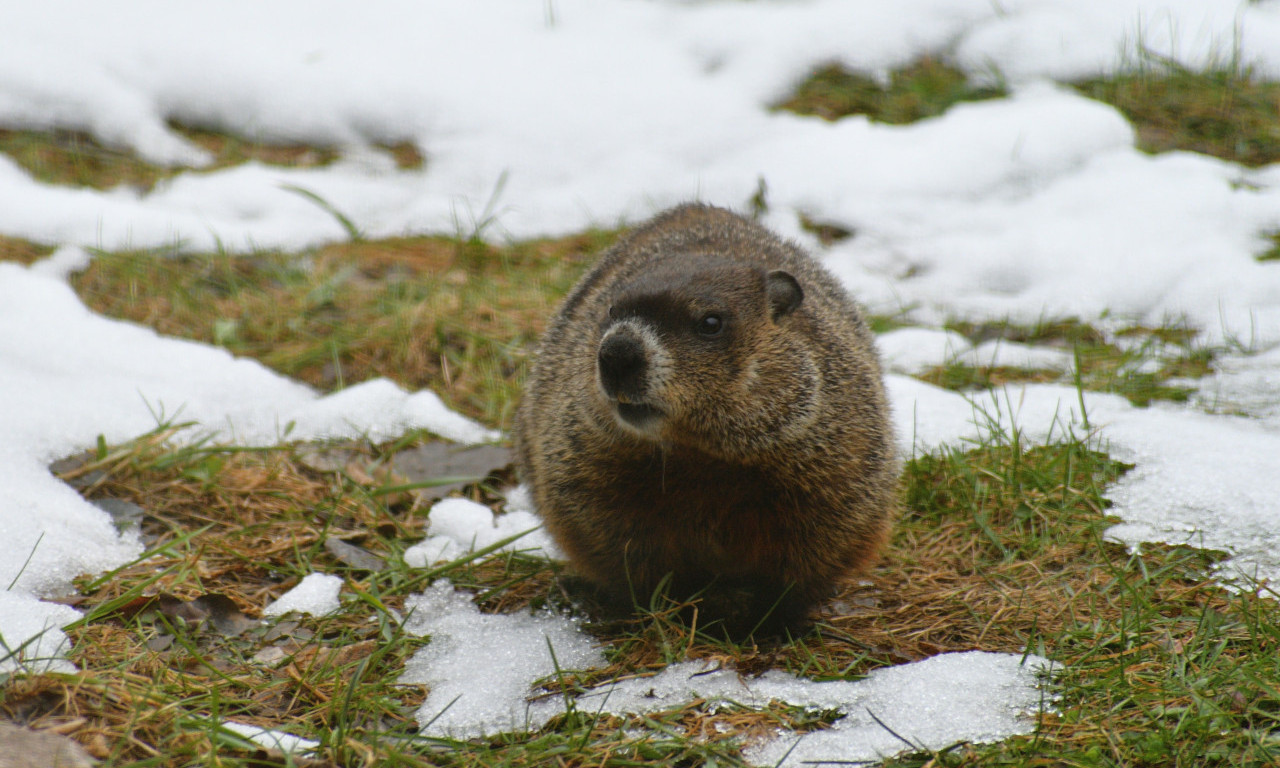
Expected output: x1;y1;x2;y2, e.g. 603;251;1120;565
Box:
0;124;369;192
4;414;1276;766
0;123;422;199
0;235;55;265
2;432;453;763
71;230;615;428
775;57;1005;124
3;427;1102;763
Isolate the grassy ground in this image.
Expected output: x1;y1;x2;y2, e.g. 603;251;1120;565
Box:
3;54;1280;767
774;57;1006;124
65;245;1225;424
68;231;614;429
922;318;1218;408
0;235;54;265
776;53;1280;168
1072;56;1280;167
1259;231;1280;263
5;411;1277;766
0;125;422;191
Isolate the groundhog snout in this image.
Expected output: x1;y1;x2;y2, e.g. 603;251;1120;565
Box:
597;329;649;402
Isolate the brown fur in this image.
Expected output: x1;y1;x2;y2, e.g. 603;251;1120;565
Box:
513;204;896;637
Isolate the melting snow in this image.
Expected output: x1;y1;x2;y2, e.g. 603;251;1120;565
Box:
399;580;606;739
1;0;1279;760
262;573;345;618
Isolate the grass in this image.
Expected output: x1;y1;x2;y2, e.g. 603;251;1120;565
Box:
7;214;1276;766
0;124;424;191
0;235;55;265
70;231;616;429
774;57;1006;124
920;318;1218;408
1072;54;1280;167
4;38;1280;768
4;402;1277;766
1259;231;1280;263
68;252;1221;437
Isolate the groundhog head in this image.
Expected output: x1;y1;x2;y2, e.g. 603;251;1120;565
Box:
594;259;822;460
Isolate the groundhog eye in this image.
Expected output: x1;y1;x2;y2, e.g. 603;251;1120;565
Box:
696;314;724;337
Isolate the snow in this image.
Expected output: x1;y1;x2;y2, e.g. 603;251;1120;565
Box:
402;494;560;568
262;573;345;618
747;652;1049;766
551;653;1051;766
0;592;81;675
1;0;1279;762
399;580;1049;762
399;580;606;739
220;721;319;756
0;259;495;599
887;378;1280;590
878;327;1075;375
1197;344;1280;426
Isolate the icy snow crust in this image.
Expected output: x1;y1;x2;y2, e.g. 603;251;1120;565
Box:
400;581;607;739
400;581;1051;764
402;496;560;567
2;0;1280;762
221;722;319;757
262;573;345;618
0;257;496;599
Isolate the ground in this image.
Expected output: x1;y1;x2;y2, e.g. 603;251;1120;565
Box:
2;4;1280;766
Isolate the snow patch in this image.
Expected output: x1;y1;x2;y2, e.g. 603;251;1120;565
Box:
400;581;605;739
0;592;82;675
263;573;344;617
221;721;319;756
399;578;1050;763
403;493;560;568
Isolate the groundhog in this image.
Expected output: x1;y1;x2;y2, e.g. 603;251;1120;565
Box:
513;203;896;637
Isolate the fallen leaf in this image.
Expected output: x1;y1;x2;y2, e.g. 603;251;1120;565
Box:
88;498;145;533
199;595;261;636
262;619;303;643
151;593;258;637
294;443;367;473
324;537;386;572
250;646;291;667
146;634;174;652
48;450;105;490
0;722;95;768
389;442;512;501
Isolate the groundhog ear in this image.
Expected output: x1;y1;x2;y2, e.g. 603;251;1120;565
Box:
766;270;803;320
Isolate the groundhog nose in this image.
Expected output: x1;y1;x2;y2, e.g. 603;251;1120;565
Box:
598;333;648;399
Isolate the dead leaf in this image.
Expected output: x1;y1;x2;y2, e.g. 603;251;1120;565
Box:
89;498;145;533
199;595;260;636
294;443;367;473
262;619;304;643
343;461;376;486
49;449;106;490
0;722;96;768
250;646;291;667
324;537;386;572
146;634;174;652
389;442;512;502
294;442;424;505
150;593;258;637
